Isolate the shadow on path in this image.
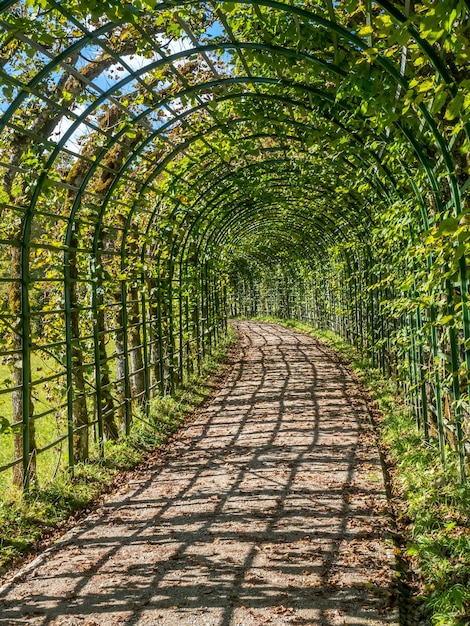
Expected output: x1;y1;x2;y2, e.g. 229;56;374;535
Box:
0;321;397;626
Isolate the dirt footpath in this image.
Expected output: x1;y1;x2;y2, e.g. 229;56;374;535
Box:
0;321;398;625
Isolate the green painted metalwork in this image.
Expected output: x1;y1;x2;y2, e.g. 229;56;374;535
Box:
0;0;468;493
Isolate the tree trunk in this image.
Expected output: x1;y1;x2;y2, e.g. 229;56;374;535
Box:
147;277;162;392
128;283;145;403
97;312;119;440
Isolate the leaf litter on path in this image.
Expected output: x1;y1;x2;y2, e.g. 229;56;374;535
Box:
0;321;398;626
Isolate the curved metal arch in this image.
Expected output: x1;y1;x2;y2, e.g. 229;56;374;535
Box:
145;172;372;315
3;1;465;222
67;81;392;219
133;109;401;269
42;0;459;93
150;129;396;268
221;225;324;267
8;2;464;327
0;19;122;131
6;38;346;145
193;196;361;263
198;188;375;269
222;219;325;254
54;1;465;155
178;154;381;213
211;217;334;262
166;163;379;277
172;184;361;275
39;84;382;257
212;175;376;227
199;180;374;254
223;218;358;278
82;112;429;285
227;253;324;288
18;31;455;263
227;0;460;93
1;2;468;490
206;217;337;276
142;126;393;234
97;111;398;277
16;49;441;312
207;200;356;251
206;219;332;275
130;122;337;268
14;100;392;372
109;66;403;208
166;155;380;247
151;145;393;285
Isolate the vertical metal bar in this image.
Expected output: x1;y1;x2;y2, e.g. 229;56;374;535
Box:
120;280;132;436
223;284;228;332
185;291;191;377
430;304;446;465
179;272;184;385
201;267;207;360
415;305;429;441
195;286;201;375
63;249;75;476
458;254;470;397
410;314;421;431
156;277;165;395
446;278;466;482
358;259;364;354
141;284;151;417
91;275;104;458
214;278;220;341
168;267;175;393
367;273;375;365
381;286;388;376
21;236;31;492
207;266;214;353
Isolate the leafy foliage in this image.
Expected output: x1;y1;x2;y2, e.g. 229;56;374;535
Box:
0;3;469;622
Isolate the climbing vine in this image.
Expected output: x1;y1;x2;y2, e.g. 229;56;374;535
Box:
0;0;468;522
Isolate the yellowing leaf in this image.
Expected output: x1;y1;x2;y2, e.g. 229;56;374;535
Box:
358;25;373;37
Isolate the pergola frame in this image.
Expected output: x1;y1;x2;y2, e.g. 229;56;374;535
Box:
0;0;468;490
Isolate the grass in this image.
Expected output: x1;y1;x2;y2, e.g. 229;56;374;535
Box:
254;315;470;626
0;325;237;576
0;350;70;494
0;341;126;496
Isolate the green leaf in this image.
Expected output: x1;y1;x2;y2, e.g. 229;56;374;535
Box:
431;88;448;114
445;93;464;121
450;585;465;612
0;417;12;435
437;217;459;235
37;32;55;46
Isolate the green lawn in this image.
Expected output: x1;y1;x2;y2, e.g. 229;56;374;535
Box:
0;352;69;496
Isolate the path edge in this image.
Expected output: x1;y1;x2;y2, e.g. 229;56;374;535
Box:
248;319;414;626
0;329;243;594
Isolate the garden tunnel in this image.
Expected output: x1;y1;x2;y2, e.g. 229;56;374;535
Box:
0;0;469;494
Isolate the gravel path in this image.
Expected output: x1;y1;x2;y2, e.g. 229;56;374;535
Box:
0;321;397;625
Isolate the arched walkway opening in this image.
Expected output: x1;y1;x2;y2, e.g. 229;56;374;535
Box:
0;0;468;498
